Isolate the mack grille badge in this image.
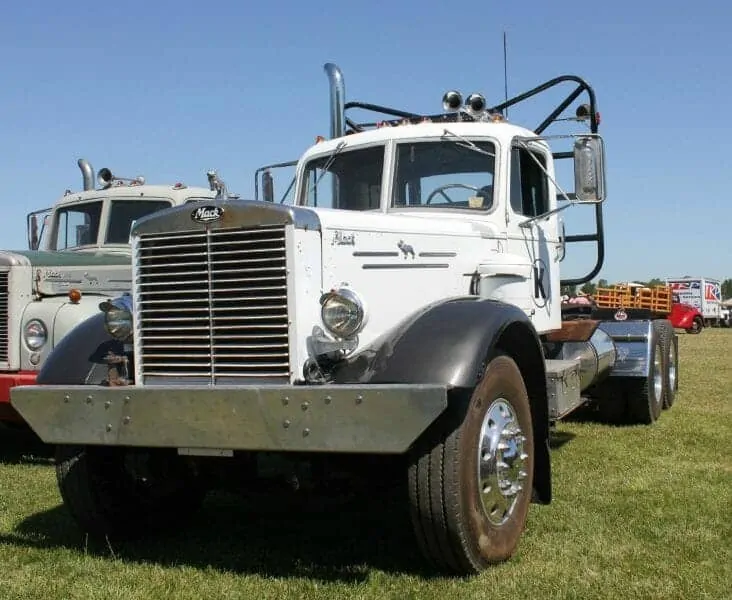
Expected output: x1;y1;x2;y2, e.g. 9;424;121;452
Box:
191;205;224;223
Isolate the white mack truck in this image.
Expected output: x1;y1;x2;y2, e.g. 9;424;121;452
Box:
0;160;221;423
11;64;678;575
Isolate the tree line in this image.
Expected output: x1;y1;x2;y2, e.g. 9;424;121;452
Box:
561;278;732;299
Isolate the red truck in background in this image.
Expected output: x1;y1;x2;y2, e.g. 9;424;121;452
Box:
668;295;705;334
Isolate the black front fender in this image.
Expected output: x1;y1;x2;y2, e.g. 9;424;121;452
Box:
36;313;123;385
332;297;537;387
332;297;551;503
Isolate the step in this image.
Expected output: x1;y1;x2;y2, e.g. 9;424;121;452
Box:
545;359;583;421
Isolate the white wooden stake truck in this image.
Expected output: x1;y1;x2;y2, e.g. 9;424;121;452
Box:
11;64;678;575
0;160;219;422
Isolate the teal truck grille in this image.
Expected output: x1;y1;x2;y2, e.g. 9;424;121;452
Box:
134;225;290;382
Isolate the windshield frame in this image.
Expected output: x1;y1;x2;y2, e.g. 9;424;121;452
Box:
50;198;105;251
47;196;175;251
297;140;390;212
104;198;173;245
389;135;500;215
295;135;503;216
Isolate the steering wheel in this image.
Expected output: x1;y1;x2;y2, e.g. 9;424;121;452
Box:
425;183;481;205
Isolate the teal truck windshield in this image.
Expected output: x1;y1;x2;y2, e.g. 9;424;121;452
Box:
106;199;171;243
55;201;103;249
53;199;172;249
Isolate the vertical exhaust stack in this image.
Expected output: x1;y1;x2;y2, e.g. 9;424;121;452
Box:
324;63;346;139
77;158;95;191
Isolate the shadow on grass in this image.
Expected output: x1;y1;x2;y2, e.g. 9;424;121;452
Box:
548;429;575;450
0;479;447;582
0;423;54;466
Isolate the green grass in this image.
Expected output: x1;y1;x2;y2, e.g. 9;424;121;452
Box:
1;330;730;600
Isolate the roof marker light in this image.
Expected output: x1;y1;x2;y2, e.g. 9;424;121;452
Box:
442;90;462;112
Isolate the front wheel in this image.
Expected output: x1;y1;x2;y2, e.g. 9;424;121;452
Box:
56;445;206;539
686;317;703;334
407;354;534;574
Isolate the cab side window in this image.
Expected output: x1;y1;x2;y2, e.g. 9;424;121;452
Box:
510;146;549;217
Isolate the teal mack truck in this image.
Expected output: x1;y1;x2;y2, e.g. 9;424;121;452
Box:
0;159;221;422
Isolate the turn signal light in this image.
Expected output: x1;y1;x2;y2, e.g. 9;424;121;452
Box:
68;288;82;304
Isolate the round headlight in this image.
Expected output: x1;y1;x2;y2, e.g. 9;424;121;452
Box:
104;307;132;340
320;288;365;339
23;319;48;350
100;297;133;340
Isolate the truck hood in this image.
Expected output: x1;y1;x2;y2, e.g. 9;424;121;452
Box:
0;250;132;296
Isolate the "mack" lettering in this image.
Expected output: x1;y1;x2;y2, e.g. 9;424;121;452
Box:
191;206;224;223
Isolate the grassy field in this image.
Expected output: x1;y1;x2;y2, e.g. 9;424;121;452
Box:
1;330;730;600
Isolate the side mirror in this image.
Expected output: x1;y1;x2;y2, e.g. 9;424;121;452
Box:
262;171;274;203
29;214;39;250
573;135;606;203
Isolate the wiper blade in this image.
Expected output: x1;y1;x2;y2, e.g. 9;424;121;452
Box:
441;129;495;158
309;141;347;195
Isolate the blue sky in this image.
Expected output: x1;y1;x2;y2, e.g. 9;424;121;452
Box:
1;0;730;284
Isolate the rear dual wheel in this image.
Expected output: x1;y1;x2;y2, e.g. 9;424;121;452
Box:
658;320;678;409
627;320;671;424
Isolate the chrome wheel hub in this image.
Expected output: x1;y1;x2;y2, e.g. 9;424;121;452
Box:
653;344;663;403
477;398;528;526
668;342;677;391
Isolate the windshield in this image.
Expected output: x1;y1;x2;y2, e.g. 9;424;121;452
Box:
54;201;103;249
106;199;171;243
301;145;384;210
51;198;173;250
393;140;496;210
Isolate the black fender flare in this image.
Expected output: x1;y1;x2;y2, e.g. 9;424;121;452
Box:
331;297;551;504
36;313;123;386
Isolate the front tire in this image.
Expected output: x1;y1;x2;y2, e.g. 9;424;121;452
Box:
56;445;206;538
407;354;534;574
686;317;703;334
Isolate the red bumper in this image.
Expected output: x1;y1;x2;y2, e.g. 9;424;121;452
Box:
0;371;38;422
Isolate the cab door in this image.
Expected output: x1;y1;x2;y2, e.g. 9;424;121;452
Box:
506;140;561;333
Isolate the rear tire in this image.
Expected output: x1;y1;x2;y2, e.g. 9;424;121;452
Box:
657;320;678;409
407;354;534;574
626;322;665;424
56;445;206;538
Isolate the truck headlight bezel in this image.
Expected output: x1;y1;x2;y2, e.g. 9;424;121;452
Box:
99;294;134;341
320;288;366;340
23;319;48;351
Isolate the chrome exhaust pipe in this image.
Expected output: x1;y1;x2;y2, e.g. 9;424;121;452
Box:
324;63;345;139
77;158;95;191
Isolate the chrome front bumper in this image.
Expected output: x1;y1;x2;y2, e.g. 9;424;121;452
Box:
11;384;448;454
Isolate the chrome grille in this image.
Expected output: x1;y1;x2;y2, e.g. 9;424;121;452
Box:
135;225;290;381
0;271;8;363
